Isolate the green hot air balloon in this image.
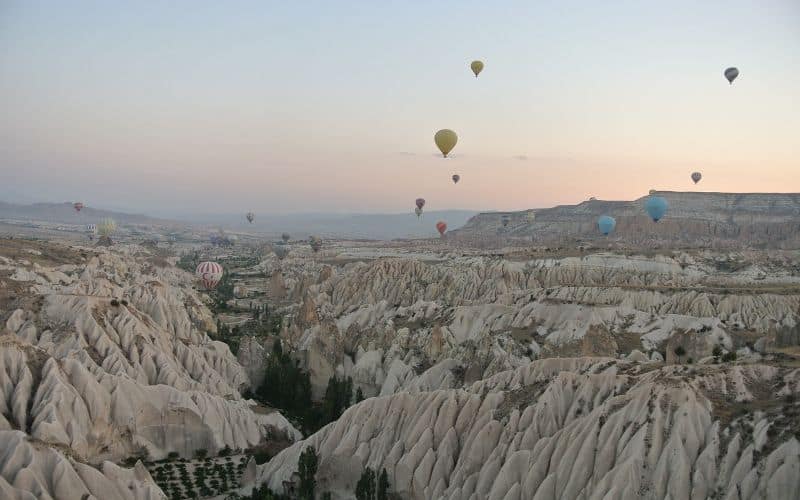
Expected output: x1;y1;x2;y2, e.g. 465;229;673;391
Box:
434;129;458;158
470;60;484;78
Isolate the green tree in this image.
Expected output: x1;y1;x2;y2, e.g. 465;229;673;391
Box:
298;446;318;500
377;468;389;500
356;467;376;500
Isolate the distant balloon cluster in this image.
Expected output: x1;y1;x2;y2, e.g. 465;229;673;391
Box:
67;62;741;287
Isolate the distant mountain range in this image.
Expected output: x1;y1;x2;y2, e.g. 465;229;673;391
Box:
0;201;175;227
0;201;478;240
176;210;480;240
454;191;800;248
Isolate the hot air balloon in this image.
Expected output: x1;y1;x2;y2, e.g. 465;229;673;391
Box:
691;172;702;184
644;196;668;222
309;236;322;253
246;212;255;224
470;60;484;78
501;215;510;227
73;202;84;213
196;261;223;290
97;218;116;237
273;243;289;260
281;233;290;243
724;67;739;84
598;215;616;235
436;221;447;237
452;174;460;184
434;129;458;158
415;198;425;210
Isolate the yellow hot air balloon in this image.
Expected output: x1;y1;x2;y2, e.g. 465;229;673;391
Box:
434;129;458;158
470;60;484;78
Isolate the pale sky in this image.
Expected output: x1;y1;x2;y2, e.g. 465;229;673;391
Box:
1;1;798;215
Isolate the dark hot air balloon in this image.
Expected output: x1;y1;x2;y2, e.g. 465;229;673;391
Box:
452;174;460;184
691;172;702;184
273;243;289;260
246;212;255;224
73;202;84;213
724;67;739;84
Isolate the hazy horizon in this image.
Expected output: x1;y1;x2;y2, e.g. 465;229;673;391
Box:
2;1;798;215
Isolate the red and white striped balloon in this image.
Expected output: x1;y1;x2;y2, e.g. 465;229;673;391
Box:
195;261;224;290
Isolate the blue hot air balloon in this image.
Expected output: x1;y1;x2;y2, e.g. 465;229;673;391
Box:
644;196;668;222
598;215;616;235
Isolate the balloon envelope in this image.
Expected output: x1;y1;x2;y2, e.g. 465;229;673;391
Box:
97;218;116;237
436;221;447;236
724;67;739;84
73;202;84;212
470;60;484;77
196;261;223;290
645;196;669;222
452;174;460;184
415;198;425;210
273;244;289;260
246;212;254;223
434;129;458;157
691;172;702;184
309;236;322;253
598;215;616;235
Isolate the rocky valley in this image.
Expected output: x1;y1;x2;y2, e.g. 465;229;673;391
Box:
2;235;800;499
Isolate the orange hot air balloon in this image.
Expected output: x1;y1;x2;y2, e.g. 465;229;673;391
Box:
436;221;447;237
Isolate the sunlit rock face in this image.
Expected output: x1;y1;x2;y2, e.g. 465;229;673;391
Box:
454;191;800;248
0;240;299;499
259;358;800;500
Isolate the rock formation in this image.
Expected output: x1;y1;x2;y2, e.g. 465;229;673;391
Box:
259;357;800;499
454;191;800;248
0;239;299;499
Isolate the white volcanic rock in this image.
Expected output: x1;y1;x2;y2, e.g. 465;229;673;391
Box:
0;242;299;499
0;430;164;500
274;253;800;398
259;358;800;500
